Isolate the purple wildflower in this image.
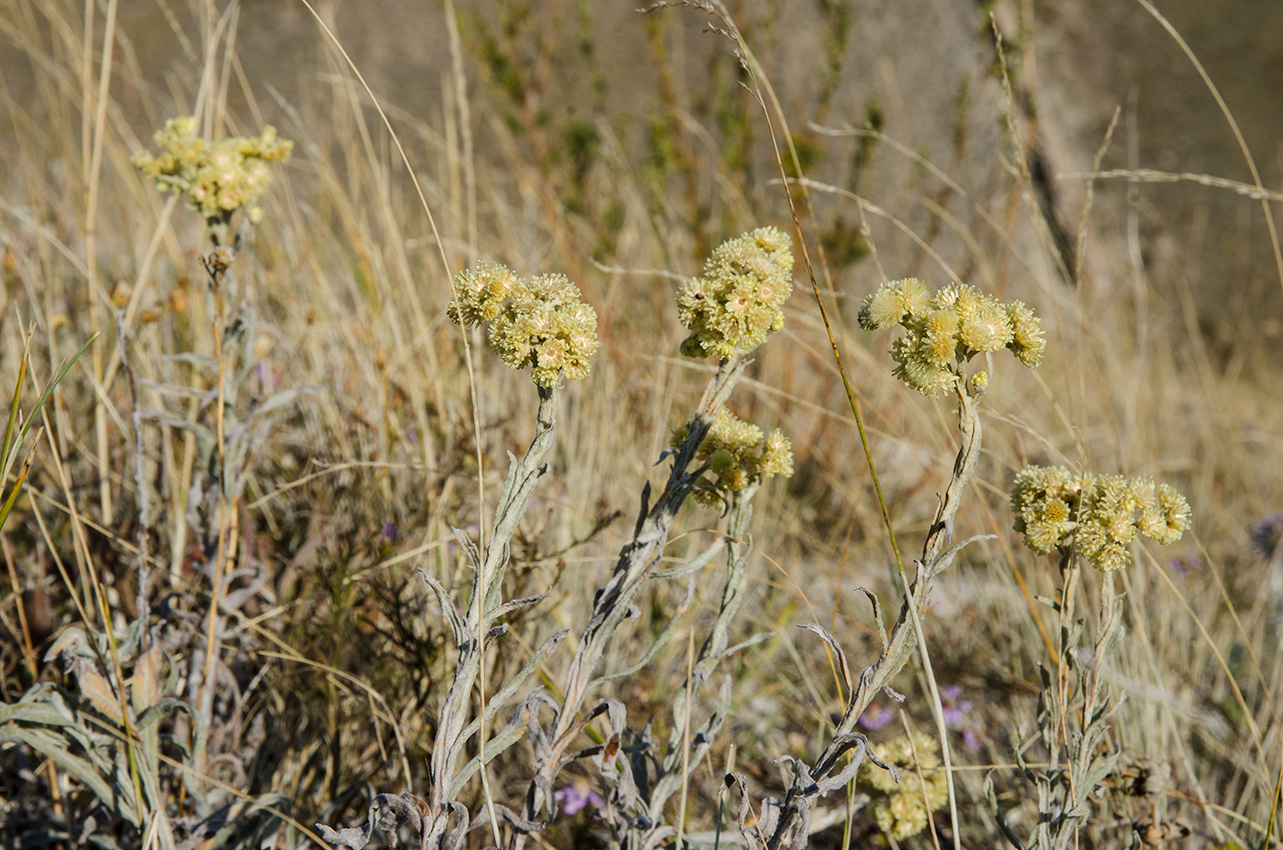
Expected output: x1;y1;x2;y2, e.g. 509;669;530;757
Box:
940;684;983;753
555;781;605;816
940;685;972;729
858;705;895;731
381;523;399;543
1249;515;1283;561
252;361;281;389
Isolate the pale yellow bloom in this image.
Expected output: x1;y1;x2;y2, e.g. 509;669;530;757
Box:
677;227;794;359
132;117;292;220
859;279;1044;396
448;263;600;388
1011;465;1192;571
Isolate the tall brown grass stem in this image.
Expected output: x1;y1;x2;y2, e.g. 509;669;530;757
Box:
83;0;118;527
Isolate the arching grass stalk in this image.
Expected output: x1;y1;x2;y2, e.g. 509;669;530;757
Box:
643;0;909;578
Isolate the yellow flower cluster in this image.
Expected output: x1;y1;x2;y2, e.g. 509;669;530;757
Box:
858;279;1045;396
131;116;292;222
1011;465;1192;571
677;227;794;360
671;410;794;506
859;732;949;841
448;261;600;388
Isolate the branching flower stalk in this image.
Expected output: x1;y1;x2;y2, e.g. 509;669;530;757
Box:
315;230;795;850
422;382;564;840
316;262;602;850
506;356;748;850
608;481;768;850
719;278;1045;850
989;467;1191;850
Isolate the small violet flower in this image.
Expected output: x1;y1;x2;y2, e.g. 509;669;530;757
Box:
941;685;983;753
252;362;280;389
554;781;605;816
858;704;895;731
380;523;399;543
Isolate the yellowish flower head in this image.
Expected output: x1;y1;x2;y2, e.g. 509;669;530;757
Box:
921;308;960;366
1143;483;1193;544
1006;300;1046;367
448;263;600;388
890;330;955;398
859;279;1045;397
671;410;794;506
131;117;292;221
859;732;949;841
958;292;1013;352
677;227;794;360
858;278;930;330
1011;465;1192;571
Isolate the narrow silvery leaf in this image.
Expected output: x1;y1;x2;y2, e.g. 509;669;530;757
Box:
798;623;852;693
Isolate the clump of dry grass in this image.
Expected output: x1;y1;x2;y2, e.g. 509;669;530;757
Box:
1;1;1281;849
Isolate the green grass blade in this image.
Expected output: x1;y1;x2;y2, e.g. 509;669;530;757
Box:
9;332;97;466
0;442;34;533
0;350;27;480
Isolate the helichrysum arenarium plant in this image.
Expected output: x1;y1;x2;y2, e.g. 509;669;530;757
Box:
1;116;296;850
317;229;797;850
990;466;1191;850
714;276;1047;849
129;114;302;549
